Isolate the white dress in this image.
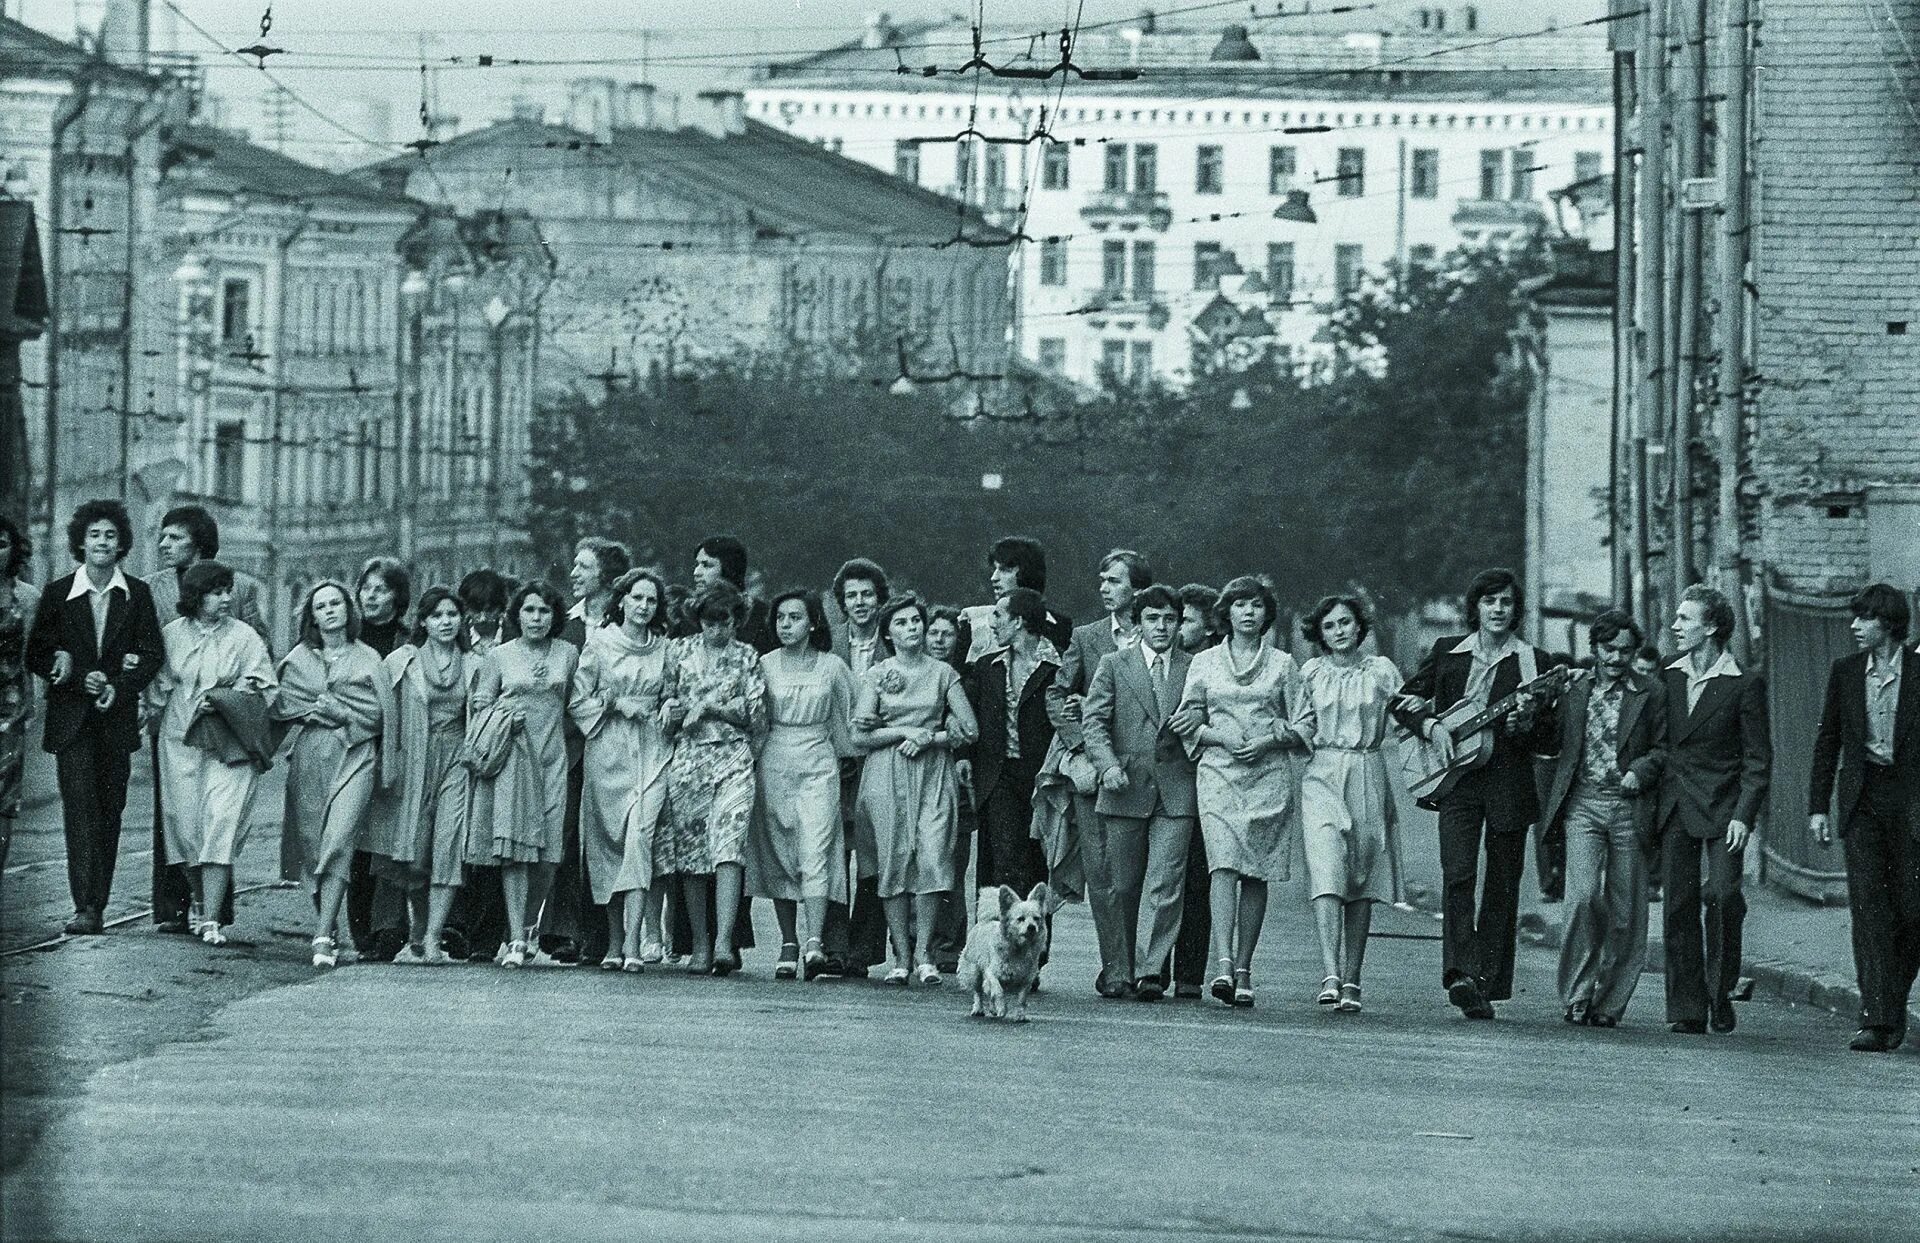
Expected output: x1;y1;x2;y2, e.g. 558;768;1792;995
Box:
748;650;855;903
1178;642;1300;882
1292;655;1403;903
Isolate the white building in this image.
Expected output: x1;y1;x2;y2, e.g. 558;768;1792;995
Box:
748;11;1613;388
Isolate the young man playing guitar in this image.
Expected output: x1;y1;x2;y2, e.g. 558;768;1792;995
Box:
1393;568;1561;1019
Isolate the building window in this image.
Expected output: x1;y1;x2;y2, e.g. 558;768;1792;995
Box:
220;278;251;346
1195;144;1224;194
1334;244;1364;298
1129;340;1153;383
1479;148;1504;200
894;139;920;182
1194;241;1227;290
1040;238;1067;286
1509;151;1535;200
1104;143;1128;192
1132;144;1158;193
1266;242;1295;303
1410;148;1439;199
1574;149;1603;184
1408;244;1438;268
1267;145;1297;194
1041;143;1070;190
1102;239;1128;292
1100;339;1128;384
954;142;974;195
1131;240;1156;296
212;421;245;500
1336;147;1365;197
984;144;1006;193
1038;338;1067;373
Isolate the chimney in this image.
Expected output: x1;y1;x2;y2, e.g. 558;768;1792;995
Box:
99;0;150;68
622;83;658;130
691;90;745;139
861;11;895;49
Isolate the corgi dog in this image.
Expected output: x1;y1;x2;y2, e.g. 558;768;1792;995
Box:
958;882;1051;1022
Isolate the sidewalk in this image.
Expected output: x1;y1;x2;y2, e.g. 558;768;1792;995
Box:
1387;752;1915;1032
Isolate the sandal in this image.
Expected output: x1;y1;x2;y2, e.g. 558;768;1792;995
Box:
501;940;528;969
622;956;645;973
775;942;800;981
392;944;427;966
1233;968;1255;1008
599;954;625;971
710;948;739;977
1317;975;1342;1005
188;904;207;937
915;962;942;986
421;946;453;966
1209;957;1236;1006
883;965;911;986
311;936;338;969
801;938;828;981
639;940;665;965
1337;983;1363;1013
201;923;228;948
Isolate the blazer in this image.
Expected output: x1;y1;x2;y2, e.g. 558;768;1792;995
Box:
1808;647;1920;838
965;647;1059;799
146;566;269;645
1047;617;1126;751
1538;669;1667;843
1391;634;1561;775
961;603;1072;664
26;569;166;755
1656;660;1771;840
1080;645;1197;819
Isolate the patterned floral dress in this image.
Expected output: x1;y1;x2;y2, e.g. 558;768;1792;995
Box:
659;637;767;875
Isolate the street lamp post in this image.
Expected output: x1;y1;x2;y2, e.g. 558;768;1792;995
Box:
398;267;429;561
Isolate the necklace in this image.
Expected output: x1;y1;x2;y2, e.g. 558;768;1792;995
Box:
526;639;551;683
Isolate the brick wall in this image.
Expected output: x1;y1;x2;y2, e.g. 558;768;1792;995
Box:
1752;0;1920;596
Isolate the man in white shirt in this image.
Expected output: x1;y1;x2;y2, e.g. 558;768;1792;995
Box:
822;557;892;976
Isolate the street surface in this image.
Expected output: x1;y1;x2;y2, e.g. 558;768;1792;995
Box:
2;759;1916;1243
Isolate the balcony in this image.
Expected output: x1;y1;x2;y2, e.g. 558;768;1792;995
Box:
1076;286;1171;330
1078;190;1172;232
1451;198;1548;240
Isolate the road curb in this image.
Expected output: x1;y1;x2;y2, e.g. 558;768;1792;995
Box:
1404;887;1920;1031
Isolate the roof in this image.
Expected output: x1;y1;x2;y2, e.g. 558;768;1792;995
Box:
368;116;999;243
758;20;1611;106
167;124;420;213
0;16;158;89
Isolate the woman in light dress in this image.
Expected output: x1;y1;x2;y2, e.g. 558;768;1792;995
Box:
1170;575;1305;1008
851;596;979;986
660;582;767;975
569;569;672;972
0;517;42;869
748;589;855;981
274;582;396;969
1288;595;1402;1014
145;561;274;946
466;581;577;968
370;587;481;965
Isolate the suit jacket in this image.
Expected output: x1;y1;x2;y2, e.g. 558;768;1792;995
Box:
1808;647;1920;838
1539;669;1667;843
961;603;1072;663
146;566;269;645
1391;633;1561;774
829;624;885;681
1656;661;1771;840
965;647;1059;799
1047;617;1126;751
1080;645;1197;819
26;569;166;755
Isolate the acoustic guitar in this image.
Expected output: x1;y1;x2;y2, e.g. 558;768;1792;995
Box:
1397;665;1571;808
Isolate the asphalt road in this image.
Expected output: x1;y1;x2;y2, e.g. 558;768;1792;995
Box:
3;788;1916;1243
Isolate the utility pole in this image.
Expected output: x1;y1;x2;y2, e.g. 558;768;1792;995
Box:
1633;0;1669;637
1714;0;1755;659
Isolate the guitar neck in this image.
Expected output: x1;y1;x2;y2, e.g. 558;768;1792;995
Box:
1445;672;1562;740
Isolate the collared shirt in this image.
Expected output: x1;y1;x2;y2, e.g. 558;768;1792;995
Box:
1451;632;1523;711
1670;649;1742;713
1866;650;1902;766
847;634;878;680
991;644;1049;759
1576;672;1628;794
66;566;129;651
1142;647;1173;714
1111;615;1140;652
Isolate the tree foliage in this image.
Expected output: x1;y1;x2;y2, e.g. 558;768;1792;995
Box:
528;247;1540;623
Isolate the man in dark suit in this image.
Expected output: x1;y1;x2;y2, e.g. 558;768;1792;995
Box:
963;587;1059;903
1047;549;1151;997
145;505;269;933
961;536;1071;662
25;500;165;934
1538;609;1668;1026
821;556;891;977
1656;583;1770;1035
1392;567;1559;1019
1080;585;1196;1002
1809;583;1918;1053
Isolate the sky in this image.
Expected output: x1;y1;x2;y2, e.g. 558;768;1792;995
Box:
15;0;1610;167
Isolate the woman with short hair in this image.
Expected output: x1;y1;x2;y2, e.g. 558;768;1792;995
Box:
659;583;768;974
570;569;672;971
748;589;855;980
274;581;396;968
355;557;413;659
1289;594;1402;1012
0;516;40;868
145;560;275;946
852;596;980;985
1170;575;1303;1007
465;581;577;968
370;586;481;964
